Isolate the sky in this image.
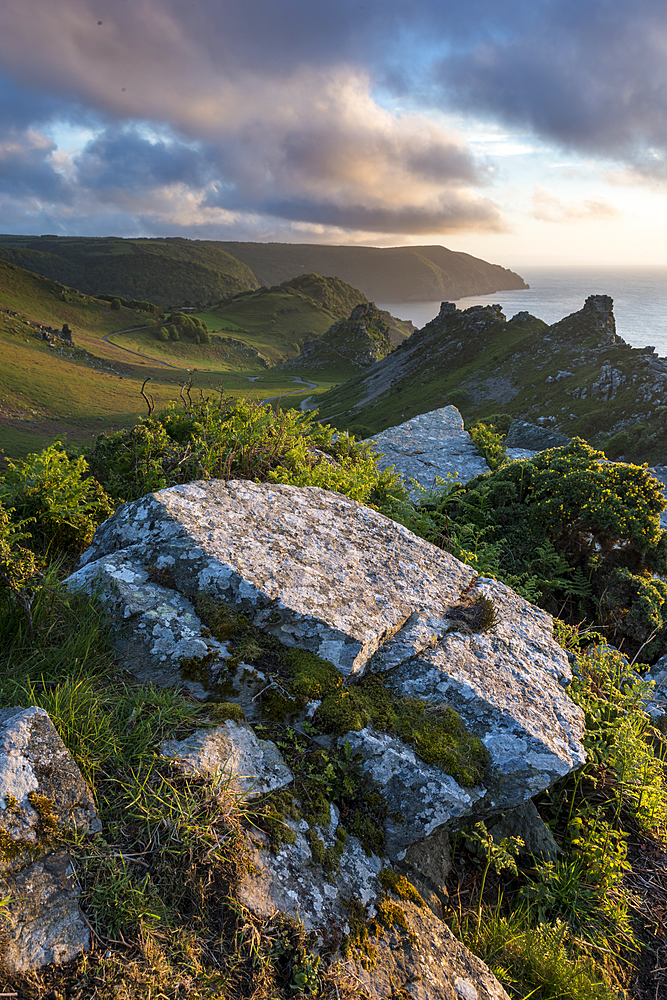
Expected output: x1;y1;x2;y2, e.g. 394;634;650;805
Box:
2;0;667;267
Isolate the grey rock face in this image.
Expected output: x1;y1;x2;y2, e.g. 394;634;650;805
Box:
240;810;383;932
384;578;585;813
485;800;560;862
341;728;485;858
351;897;510;1000
0;708;100;972
68;480;475;680
0;849;89;973
162;720;293;796
0;706;101;873
368;406;489;492
505;421;570;451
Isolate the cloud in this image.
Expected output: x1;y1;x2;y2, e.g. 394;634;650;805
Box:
2;0;666;239
0;0;509;238
435;0;667;178
531;186;621;223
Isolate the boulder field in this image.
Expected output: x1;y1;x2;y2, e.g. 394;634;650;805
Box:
6;477;587;997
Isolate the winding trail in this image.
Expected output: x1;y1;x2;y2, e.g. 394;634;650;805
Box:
102;327;182;369
260;376;319;404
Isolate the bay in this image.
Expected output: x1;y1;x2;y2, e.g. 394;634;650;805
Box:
377;266;667;357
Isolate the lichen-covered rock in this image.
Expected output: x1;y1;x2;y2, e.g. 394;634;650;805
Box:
368;406;489;492
162;720;293;796
65;552;267;710
0;849;89;973
239;804;383;932
0;706;101;873
68;480;475;679
385;578;586;813
350;897;510;1000
340;728;485;858
68;480;585;846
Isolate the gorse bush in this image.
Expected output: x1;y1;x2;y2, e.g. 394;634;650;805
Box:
0;442;114;554
390;439;667;658
87;394;406;507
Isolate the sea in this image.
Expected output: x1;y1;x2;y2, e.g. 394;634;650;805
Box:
377;266;667;357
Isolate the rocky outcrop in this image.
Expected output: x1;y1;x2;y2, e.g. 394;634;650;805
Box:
0;706;101;972
312;294;667;466
368;406;489;493
159;720;509;999
280;302;395;375
60;479;589;997
67;480;585;847
505;420;570;451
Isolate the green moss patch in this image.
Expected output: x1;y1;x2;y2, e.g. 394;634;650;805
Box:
378;868;426;908
317;675;489;788
191;594;488;787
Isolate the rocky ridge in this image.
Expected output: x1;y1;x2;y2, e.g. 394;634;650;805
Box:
314;295;667;465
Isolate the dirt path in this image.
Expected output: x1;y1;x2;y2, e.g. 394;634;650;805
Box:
102;328;182;369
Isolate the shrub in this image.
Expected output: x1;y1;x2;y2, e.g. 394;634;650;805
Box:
87;396;407;508
0;442;115;555
395;439;667;657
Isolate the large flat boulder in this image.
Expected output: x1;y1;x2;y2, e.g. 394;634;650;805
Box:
69;480;475;679
67;480;585;847
367;407;489;492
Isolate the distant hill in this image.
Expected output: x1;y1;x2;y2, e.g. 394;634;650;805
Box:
0;236;259;307
218;242;528;302
200;273;412;365
312;296;667;464
0;235;526;307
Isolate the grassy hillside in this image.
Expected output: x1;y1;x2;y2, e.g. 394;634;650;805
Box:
0;261;342;459
192;273;412;366
0;236;259;306
0;235;527;306
218;242;528;301
1;396;665;1000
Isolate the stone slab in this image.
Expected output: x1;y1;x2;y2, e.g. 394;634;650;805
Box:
367;407;489;493
384;578;586;813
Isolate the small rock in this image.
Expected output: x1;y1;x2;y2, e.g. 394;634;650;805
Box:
0;850;89;973
0;706;101;874
161;720;293;797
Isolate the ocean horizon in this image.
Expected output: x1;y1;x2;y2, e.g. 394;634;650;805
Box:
377;265;667;357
